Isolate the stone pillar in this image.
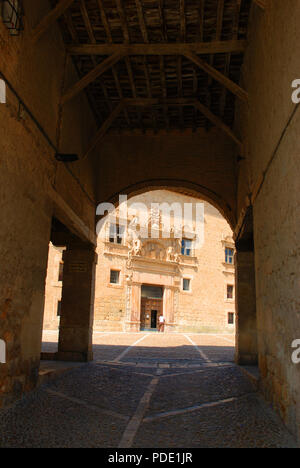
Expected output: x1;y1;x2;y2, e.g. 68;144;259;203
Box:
163;287;175;333
57;242;97;362
235;249;258;365
126;284;141;332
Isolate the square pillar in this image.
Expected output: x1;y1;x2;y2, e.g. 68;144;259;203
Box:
126;284;141;332
235;249;258;365
163;287;175;333
57;242;97;362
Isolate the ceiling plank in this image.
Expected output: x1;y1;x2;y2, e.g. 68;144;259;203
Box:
82;102;124;159
135;0;149;43
31;0;75;43
123;98;196;106
96;0;131;127
66;40;247;56
115;0;130;42
62;53;124;105
194;100;244;152
185;52;248;102
97;0;113;42
219;0;241;118
122;97;244;151
159;56;170;130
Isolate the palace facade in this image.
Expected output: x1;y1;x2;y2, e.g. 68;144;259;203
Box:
43;191;235;334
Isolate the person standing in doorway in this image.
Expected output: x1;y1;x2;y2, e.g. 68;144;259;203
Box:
158;314;165;333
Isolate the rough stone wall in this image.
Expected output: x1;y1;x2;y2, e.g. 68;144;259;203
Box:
0;1;97;406
237;1;300;440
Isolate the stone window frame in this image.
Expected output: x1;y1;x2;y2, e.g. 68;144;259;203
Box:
108;268;123;288
181;275;193;294
226;311;235;326
108;222;125;245
181;238;194;257
225;283;235;302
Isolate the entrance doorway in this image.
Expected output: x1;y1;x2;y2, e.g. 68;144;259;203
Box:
151;310;158;329
140;285;163;331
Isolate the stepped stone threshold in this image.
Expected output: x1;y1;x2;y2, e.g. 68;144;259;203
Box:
0;333;295;448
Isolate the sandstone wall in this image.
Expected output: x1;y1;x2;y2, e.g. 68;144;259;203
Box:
0;1;97;406
96;130;238;228
237;1;300;440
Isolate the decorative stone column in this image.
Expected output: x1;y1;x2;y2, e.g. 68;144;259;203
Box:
57;241;97;362
163;286;175;333
235;249;258;365
125;283;141;332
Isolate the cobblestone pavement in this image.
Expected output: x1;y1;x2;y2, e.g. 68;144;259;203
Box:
0;332;296;448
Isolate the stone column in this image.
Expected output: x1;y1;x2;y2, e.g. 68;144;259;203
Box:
235;249;258;365
127;284;141;332
57;242;97;362
163;287;175;333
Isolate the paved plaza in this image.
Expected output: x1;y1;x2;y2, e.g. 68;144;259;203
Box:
0;332;296;448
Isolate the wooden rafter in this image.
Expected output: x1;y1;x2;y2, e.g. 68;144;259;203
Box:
31;0;75;43
143;57;158;132
184;52;248;103
96;0;131;127
219;0;241;118
121;98;243;151
80;0;113;115
82;102;124;160
51;0;251;134
253;0;266;10
193;100;243;153
159;56;170;130
135;0;149;43
158;0;167;41
61;53;124;105
66;40;247;56
205;0;224;130
116;0;130;43
123;98;196;106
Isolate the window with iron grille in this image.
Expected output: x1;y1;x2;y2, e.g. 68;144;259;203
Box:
225;247;234;264
1;1;23;36
181;238;192;256
109;224;124;244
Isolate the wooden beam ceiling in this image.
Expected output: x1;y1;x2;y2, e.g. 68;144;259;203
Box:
66;40;247;56
44;0;251;146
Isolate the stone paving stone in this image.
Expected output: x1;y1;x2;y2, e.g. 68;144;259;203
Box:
1;332;296;448
134;394;297;448
0;387;127;448
46;364;151;417
145;366;255;416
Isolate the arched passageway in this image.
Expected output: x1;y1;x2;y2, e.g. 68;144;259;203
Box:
1;0;300;447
